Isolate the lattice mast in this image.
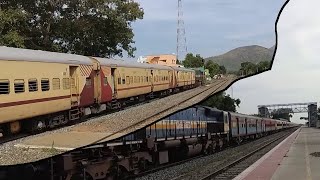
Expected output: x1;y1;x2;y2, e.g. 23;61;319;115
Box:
177;0;188;62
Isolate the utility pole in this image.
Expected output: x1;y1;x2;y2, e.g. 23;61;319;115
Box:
177;0;187;62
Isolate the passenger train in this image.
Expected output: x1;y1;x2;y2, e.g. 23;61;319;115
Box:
0;46;197;136
3;105;298;180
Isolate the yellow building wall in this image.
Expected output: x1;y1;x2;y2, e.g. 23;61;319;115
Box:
146;54;178;67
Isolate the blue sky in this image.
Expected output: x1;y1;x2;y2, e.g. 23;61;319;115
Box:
225;0;320;124
125;0;286;60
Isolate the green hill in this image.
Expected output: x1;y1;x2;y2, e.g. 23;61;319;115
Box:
205;45;275;72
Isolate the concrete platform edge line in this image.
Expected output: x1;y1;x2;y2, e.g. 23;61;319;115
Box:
233;128;301;180
14;144;75;151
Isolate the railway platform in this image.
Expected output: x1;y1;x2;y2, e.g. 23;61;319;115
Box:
234;126;320;180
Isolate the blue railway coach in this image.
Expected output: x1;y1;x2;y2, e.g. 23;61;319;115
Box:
122;105;295;147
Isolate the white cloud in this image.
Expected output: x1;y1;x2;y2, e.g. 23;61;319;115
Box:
227;0;320;124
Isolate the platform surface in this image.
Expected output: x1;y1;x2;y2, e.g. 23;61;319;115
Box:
234;127;320;180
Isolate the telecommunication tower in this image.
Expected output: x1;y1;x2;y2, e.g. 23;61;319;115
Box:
177;0;188;62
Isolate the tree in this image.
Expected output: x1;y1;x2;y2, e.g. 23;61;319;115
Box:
271;108;293;121
239;62;258;76
257;61;271;71
219;65;227;75
205;60;220;77
0;8;27;48
201;92;241;112
0;0;144;57
182;53;204;68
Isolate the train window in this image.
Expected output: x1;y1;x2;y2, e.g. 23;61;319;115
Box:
14;80;24;93
41;79;50;91
0;80;10;94
85;78;92;87
146;76;148;82
118;78;121;85
28;79;38;92
141;76;143;83
126;76;130;85
104;77;108;85
130;76;133;84
52;78;60;90
63;78;70;90
122;78;125;84
14;79;25;93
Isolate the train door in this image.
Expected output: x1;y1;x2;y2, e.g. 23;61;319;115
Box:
256;119;258;133
110;68;116;96
245;118;248;135
236;117;240;136
176;71;179;87
69;66;79;107
223;112;229;133
150;70;154;92
169;70;173;88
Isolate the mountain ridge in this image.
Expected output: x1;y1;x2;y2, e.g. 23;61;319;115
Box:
205;45;275;72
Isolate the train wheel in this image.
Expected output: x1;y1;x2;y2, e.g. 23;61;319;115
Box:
204;143;215;155
108;166;129;180
138;158;148;171
29;119;46;133
10;121;21;134
70;172;93;180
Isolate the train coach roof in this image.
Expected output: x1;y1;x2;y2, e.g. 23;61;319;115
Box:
171;66;195;72
228;111;262;119
195;105;223;113
93;57;174;70
0;46;92;65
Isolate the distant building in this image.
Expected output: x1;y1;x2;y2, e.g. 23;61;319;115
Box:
137;56;147;63
145;54;178;67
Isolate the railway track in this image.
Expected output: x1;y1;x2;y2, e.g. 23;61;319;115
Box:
0;134;29;145
129;154;205;180
135;128;298;180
